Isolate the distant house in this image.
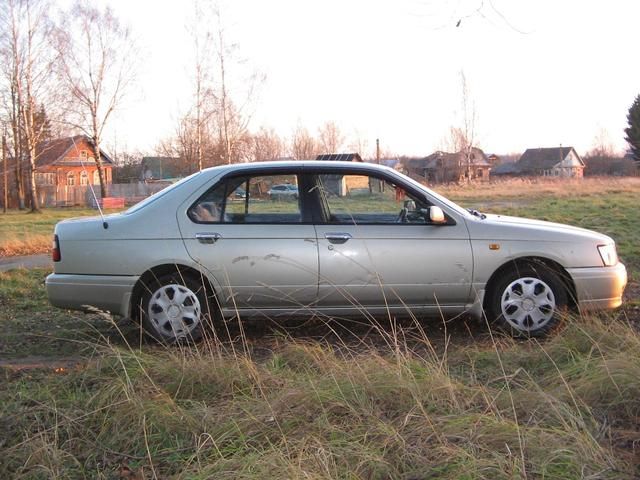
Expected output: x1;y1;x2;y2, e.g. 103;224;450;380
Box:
487;153;501;165
316;153;363;162
316;153;372;195
140;156;183;182
516;147;584;178
34;135;114;187
404;147;491;183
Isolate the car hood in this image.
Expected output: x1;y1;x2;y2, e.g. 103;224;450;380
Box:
467;213;614;244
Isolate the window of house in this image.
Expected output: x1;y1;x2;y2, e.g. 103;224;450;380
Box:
80;150;88;159
80;171;89;185
67;172;75;186
93;170;100;185
189;174;302;224
315;173;430;225
35;173;55;185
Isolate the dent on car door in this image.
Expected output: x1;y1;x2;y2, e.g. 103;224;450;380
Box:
177;172;319;310
311;171;473;309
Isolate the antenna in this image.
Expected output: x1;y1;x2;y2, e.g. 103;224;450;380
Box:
71;136;108;229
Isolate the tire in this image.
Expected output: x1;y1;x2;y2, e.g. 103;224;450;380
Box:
139;272;214;344
486;263;568;337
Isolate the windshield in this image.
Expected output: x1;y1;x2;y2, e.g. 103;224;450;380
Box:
125;171;202;214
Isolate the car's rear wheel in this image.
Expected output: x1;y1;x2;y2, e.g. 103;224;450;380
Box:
140;273;213;344
486;263;568;337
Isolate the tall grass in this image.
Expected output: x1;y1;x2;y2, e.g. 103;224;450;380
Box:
0;208;122;257
1;311;637;478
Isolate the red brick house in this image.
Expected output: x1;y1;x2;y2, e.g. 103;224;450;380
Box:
34;135;114;187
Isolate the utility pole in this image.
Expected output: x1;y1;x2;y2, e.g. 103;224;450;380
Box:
376;138;380;164
2;127;7;213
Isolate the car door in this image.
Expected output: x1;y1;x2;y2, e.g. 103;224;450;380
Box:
177;170;319;310
311;170;473;309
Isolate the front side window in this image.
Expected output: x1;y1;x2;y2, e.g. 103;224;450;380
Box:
315;173;430;225
189;173;302;224
67;172;75;186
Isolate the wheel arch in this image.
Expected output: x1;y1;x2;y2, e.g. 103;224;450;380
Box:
130;263;220;321
483;256;578;312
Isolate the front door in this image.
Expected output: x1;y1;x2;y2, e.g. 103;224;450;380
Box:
178;172;319;310
311;171;473;309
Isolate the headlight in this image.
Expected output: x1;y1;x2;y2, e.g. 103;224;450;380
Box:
598;244;618;266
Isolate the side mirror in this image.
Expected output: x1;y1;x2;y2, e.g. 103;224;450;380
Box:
428;206;446;224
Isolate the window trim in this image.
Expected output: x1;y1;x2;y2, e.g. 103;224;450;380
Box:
186;165;457;226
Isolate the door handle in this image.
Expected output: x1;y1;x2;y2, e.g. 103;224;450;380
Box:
324;232;352;244
196;232;222;244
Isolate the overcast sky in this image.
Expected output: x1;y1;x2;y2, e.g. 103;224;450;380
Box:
101;0;639;158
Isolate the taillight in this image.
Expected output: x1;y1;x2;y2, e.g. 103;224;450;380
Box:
52;234;61;262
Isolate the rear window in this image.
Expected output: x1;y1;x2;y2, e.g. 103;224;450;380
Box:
125;172;201;214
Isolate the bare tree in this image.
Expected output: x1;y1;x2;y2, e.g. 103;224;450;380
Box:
589;127;615;157
318;121;345;154
187;0;216;171
251;126;283;161
459;71;477;180
347;129;369;158
291;125;318;160
1;0;26;209
212;6;263;164
1;0;58;212
53;1;137;197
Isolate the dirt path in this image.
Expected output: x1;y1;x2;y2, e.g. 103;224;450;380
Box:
0;356;82;372
0;254;51;272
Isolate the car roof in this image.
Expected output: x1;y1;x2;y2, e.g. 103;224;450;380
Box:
200;160;396;176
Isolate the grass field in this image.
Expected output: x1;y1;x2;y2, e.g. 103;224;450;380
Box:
1;268;639;478
1;176;639;478
0;208;122;257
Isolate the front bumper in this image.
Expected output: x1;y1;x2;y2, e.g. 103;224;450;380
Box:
46;273;139;318
566;263;627;311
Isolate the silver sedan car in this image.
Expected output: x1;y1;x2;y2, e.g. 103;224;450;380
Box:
46;161;627;342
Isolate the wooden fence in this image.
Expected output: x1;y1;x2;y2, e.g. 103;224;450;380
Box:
36;182;170;208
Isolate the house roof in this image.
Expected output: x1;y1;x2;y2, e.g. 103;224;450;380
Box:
316;153;363;162
517;147;581;171
490;162;521;175
421;147;491;170
36;135;114;167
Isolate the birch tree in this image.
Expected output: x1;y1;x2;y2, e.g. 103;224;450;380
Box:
54;1;137;197
188;0;216;171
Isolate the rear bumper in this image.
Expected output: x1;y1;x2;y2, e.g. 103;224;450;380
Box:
46;273;138;318
566;263;627;311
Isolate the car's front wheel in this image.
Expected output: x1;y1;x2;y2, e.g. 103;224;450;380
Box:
140;273;212;344
486;263;568;337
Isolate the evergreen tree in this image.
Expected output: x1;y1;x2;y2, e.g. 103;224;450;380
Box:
624;95;640;165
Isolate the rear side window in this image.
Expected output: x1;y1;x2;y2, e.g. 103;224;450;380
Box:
189;173;302;224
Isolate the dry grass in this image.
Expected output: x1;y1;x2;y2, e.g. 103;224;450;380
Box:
2;312;639;478
0;208;121;257
436;176;640;201
0;233;51;256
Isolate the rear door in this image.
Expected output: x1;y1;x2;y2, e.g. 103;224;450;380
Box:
311;170;473;309
177;170;319;310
